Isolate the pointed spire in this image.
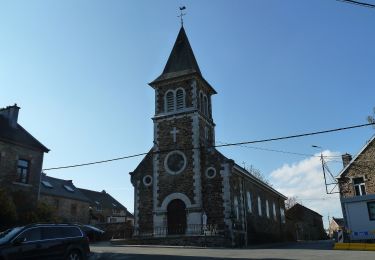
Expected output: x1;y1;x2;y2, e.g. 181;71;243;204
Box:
151;27;201;84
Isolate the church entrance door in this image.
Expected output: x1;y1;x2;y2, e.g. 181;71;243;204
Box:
167;199;187;235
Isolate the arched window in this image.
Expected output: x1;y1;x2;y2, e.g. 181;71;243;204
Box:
166;91;174;112
203;95;208;116
199;92;203;112
176;89;184;110
234;196;239;220
247;192;252;213
258;196;262;216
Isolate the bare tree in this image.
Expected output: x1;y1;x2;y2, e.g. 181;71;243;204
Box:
367;107;375;129
246;164;272;187
285;196;301;209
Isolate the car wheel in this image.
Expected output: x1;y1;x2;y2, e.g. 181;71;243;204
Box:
66;249;82;260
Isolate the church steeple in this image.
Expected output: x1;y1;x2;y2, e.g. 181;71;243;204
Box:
162;26;201;75
151;27;202;84
150;26;216;95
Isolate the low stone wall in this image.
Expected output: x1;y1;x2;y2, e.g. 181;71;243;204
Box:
112;235;231;247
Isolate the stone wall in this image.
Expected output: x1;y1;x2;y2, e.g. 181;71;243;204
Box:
39;194;90;224
231;168;287;244
0;140;44;213
338;140;375;198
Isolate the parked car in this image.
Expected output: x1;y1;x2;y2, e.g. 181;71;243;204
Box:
0;223;90;260
78;225;105;242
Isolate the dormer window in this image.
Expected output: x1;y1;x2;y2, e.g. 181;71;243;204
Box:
353;177;366;196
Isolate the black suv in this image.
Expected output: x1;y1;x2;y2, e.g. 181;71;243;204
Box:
0;224;90;260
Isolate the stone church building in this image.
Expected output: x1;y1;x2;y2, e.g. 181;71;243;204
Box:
130;26;287;246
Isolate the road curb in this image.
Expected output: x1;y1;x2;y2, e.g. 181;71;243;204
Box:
334;242;375;251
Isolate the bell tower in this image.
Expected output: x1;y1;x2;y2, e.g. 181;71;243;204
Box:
149;26;217;234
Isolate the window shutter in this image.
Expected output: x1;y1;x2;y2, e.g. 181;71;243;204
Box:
176;89;184;110
166;91;174;112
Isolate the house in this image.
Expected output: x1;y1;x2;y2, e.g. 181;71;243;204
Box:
328;217;344;240
39;174;91;223
0;104;49;217
285;203;326;241
130;26;287;247
337;135;375;241
79;188;133;225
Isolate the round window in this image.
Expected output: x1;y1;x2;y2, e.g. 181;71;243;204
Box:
143;175;153;186
205;167;216;179
164;151;187;175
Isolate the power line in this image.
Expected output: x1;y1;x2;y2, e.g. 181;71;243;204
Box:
43;122;374;171
336;0;375;8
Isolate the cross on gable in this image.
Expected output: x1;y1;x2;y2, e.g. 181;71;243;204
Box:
170;127;179;143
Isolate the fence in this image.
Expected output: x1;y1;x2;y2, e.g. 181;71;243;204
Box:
137;224;220;237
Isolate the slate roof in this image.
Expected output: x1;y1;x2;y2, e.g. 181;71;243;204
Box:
332;217;344;227
0;115;49;152
40;175;90;202
150;26;217;94
286;203;323;219
79;188;133;217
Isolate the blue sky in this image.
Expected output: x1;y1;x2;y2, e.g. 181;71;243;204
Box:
1;0;374;229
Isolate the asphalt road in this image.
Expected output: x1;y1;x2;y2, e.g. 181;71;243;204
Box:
89;241;375;260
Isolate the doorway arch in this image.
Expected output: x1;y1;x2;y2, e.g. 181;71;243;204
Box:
167;199;187;235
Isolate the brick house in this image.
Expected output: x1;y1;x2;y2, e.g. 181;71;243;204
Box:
130;26;287;246
337;135;375;241
79;188;133;225
0;104;49;216
285;203;326;241
39;174;90;223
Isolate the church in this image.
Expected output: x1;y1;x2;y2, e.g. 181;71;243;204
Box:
130;25;287;246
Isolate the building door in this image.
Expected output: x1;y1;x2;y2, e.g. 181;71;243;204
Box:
167;199;187;235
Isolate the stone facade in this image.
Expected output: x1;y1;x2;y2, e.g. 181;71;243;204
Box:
39;194;90;223
337;136;375;241
338;139;375;198
285;203;326;241
130;26;287;246
0;104;49;217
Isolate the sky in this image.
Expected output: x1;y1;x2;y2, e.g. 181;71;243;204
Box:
1;0;374;230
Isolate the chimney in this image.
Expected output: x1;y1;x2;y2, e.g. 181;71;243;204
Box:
0;104;20;128
342;153;352;168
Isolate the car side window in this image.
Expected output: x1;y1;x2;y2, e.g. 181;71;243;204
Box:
17;228;41;242
61;227;82;238
42;227;62;240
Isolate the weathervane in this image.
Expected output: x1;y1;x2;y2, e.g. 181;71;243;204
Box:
178;6;186;26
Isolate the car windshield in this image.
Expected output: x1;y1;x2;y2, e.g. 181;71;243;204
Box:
0;227;23;244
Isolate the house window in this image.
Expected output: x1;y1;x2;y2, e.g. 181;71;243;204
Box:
71;204;77;216
353;177;366;196
166;91;175;112
258;196;262;216
266;200;270;218
247;192;252;213
176;89;185;110
95;201;102;211
54;199;59;209
368;202;375;221
273;202;277;221
17;159;29;184
234;196;239;220
280;208;286;224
